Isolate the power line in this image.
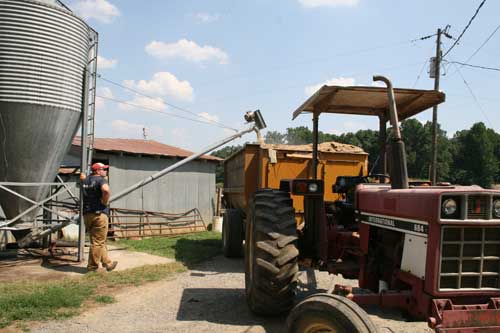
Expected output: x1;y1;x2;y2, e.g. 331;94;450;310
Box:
464;22;500;62
449;61;493;127
411;33;437;42
196;39;417;87
96;95;235;130
198;60;424;107
411;42;437;88
442;0;487;58
412;58;429;88
96;74;238;132
445;22;500;78
445;61;500;72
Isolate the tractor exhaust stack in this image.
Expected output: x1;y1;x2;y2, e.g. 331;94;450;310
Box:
373;75;409;190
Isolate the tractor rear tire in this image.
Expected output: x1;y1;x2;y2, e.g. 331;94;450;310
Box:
286;293;377;333
245;189;299;315
222;209;243;258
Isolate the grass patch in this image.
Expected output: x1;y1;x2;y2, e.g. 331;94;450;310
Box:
0;262;186;329
83;261;186;286
117;231;222;266
0;232;217;329
0;280;92;328
94;295;115;304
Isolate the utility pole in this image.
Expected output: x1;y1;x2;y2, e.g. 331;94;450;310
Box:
430;28;442;185
430;25;452;184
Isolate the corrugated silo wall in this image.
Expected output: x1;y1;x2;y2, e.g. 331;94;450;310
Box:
108;155;216;223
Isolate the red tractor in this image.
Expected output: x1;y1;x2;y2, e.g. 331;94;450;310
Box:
244;76;500;332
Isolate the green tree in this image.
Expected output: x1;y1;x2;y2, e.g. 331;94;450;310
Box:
399;119;452;181
451;122;498;188
336;130;379;172
265;130;286;144
486;128;500;184
285;126;313;144
424;121;453;182
401;119;427;179
211;145;242;185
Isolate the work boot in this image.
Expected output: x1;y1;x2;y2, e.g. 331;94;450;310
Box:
105;261;118;272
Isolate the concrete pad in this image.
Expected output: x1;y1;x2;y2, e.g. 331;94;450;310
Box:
0;245;174;283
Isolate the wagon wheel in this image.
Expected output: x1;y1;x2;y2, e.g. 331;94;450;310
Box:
222;208;244;258
245;189;299;315
286;293;377;333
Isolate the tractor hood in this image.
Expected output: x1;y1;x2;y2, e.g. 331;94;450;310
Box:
355;184;500;226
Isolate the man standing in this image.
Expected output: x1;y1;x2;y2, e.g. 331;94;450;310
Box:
81;162;118;272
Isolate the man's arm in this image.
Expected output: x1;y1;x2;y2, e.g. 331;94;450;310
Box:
101;183;111;206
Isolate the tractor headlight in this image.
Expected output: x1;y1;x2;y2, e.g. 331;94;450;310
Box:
442;198;457;216
493;199;500;218
308;183;319;192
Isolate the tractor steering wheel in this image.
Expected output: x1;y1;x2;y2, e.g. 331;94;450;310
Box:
366;173;391;184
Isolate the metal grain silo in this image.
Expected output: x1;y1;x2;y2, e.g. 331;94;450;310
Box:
0;0;92;234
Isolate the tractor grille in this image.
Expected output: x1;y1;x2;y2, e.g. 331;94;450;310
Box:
467;196;489;219
439;226;500;290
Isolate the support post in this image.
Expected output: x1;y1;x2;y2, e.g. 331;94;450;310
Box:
312;113;319;179
78;64;90;263
378;114;387;175
431;28;442;185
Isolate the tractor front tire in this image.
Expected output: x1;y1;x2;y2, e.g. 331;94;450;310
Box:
222;209;243;258
286;293;377;333
245;189;299;315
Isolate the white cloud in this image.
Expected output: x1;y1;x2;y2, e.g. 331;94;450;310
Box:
147;126;165;141
170;128;188;143
111;120;143;137
371;80;386;87
71;0;120;23
145;39;229;64
97;55;117;69
198;112;219;123
95;86;113;111
299;0;359;8
99;86;114;99
305;77;356;96
193;12;220;23
123;72;194;102
111;120;164;140
330;121;368;135
118;95;167;112
223;128;236;136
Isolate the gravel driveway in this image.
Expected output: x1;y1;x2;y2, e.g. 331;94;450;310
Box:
31;256;432;333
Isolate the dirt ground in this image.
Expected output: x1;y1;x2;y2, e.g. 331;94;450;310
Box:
0;245;173;283
23;255;432;333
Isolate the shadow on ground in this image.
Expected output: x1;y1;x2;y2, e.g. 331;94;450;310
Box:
176;286;415;333
176;287;286;333
178;258;422;333
173;238;227;269
40;258;88;274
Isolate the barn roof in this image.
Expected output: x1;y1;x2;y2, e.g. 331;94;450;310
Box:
72;137;221;161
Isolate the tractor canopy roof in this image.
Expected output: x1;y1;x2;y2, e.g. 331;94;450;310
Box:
292;85;446;120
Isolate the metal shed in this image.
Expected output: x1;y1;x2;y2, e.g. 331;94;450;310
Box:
64;138;221;223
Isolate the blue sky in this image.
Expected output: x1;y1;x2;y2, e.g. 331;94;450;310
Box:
67;0;500;151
